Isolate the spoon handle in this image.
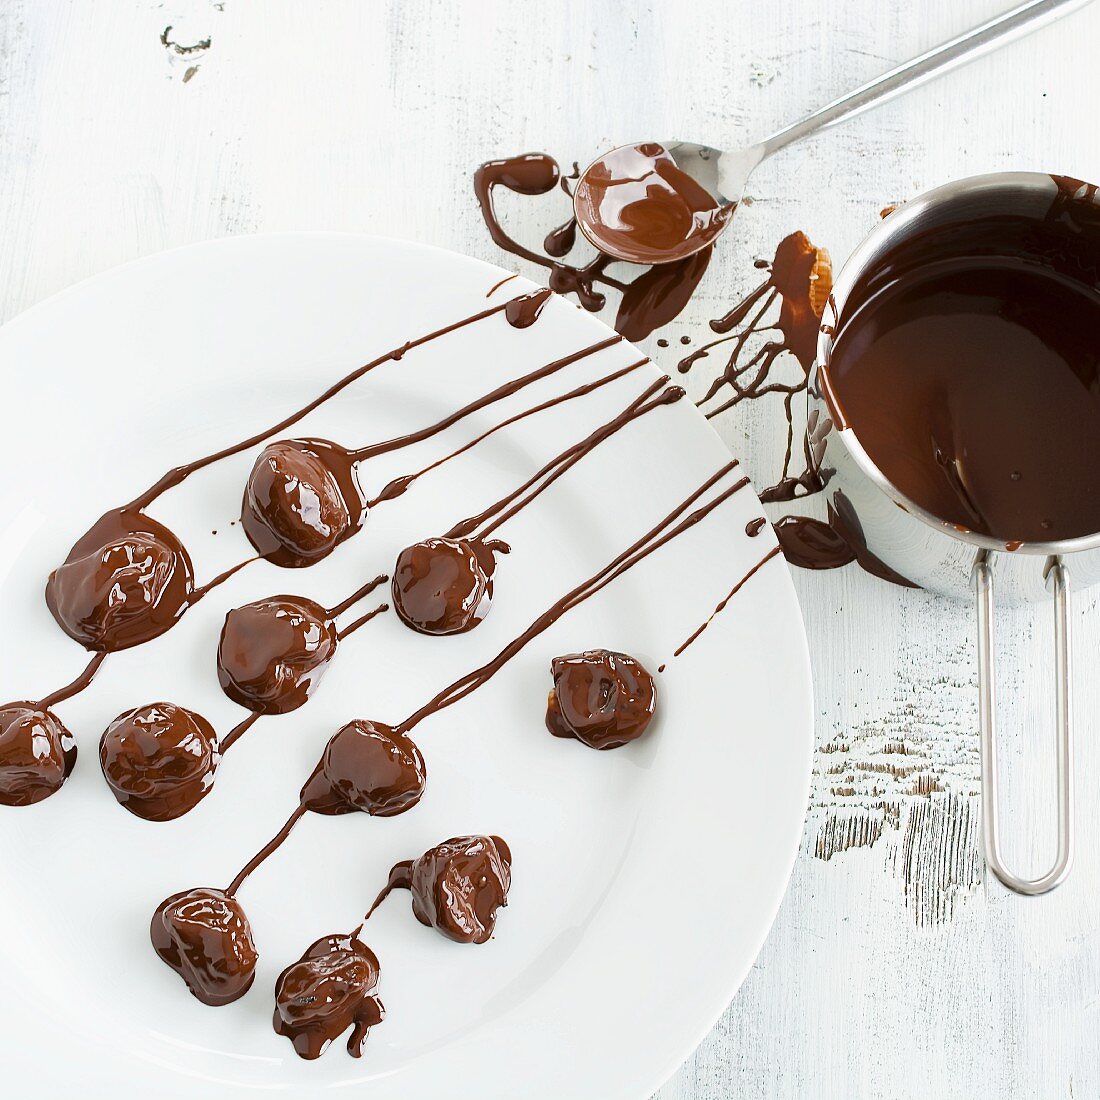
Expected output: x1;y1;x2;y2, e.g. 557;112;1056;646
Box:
754;0;1094;161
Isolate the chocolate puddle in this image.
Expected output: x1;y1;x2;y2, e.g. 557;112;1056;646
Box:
475;152;713;340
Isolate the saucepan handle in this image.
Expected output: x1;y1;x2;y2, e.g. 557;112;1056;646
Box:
971;550;1073;895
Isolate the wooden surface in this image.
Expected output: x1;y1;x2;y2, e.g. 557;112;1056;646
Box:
3;2;1100;1096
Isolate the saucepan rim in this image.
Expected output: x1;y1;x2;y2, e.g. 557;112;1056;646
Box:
813;170;1100;558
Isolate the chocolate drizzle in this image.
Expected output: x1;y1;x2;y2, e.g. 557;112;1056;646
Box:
545;651;656;750
273;933;384;1059
475;152;713;340
365;835;512;944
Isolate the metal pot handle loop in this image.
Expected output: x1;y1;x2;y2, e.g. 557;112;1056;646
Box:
971;550;1073;895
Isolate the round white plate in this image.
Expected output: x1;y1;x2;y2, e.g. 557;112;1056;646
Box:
0;234;811;1099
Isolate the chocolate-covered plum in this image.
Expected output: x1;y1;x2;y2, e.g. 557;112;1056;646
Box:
100;702;219;821
545;649;656;749
0;703;77;807
150;887;258;1006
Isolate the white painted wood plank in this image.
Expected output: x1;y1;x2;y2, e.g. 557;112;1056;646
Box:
2;1;1099;1097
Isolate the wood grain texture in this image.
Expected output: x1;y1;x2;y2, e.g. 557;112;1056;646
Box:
2;2;1100;1097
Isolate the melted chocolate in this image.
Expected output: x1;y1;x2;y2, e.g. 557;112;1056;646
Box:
0;704;77;807
504;287;553;328
367;836;512;944
218;595;340;715
241;439;366;568
100;702;219;821
545;651;656;750
672;547;783;658
392;537;509;636
273;933;384;1059
745;517;767;537
821;195;1100;542
150;887;258;1006
474;152;713;340
46;509;195;651
573;143;732;264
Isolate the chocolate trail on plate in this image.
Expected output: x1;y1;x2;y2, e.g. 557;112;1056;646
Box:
37;651;107;709
370;357;647;507
362;835;512;944
671;546;783;659
391;375;678;636
572;142;733;265
474;152;713;340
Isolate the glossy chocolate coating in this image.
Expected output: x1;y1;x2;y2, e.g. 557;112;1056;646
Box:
301;720;426;817
273;933;384;1060
376;835;512;945
150;887;258;1006
218;595;339;714
241;439;366;568
100;702;219;821
545;650;656;749
0;703;77;807
392;536;507;635
45;508;194;651
573;143;731;265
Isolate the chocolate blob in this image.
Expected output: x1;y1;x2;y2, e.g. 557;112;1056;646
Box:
241;439;366;568
301;720;427;818
391;536;509;636
545;650;656;750
99;702;219;821
45;508;194;651
218;595;339;714
273;933;384;1060
0;703;77;807
573;143;732;265
374;836;512;945
150;887;258;1006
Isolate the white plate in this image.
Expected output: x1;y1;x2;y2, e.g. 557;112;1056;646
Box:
0;234;811;1099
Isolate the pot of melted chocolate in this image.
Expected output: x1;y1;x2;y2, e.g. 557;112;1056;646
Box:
0;703;77;807
366;835;512;944
809;172;1100;896
273;933;384;1059
100;702;220;820
545;650;656;750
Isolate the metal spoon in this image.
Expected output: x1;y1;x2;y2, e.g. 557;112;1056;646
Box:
574;0;1096;264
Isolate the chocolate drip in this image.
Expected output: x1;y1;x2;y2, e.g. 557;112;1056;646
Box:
337;601;389;639
46;508;195;652
545;651;656;750
273;933;384;1059
369;358;648;506
226;804;308;896
672;547;783;659
367;836;512;945
220;711;261;753
151;887;258;1006
505;287;553;328
573;143;732;264
100;702;220;821
0;704;77;807
485;272;519;297
745;517;767;538
474;152;712;339
37;651;107;709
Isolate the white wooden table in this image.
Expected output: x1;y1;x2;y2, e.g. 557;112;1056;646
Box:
4;2;1099;1096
